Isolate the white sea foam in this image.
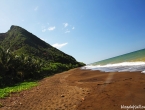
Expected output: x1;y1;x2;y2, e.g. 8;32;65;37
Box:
82;62;145;73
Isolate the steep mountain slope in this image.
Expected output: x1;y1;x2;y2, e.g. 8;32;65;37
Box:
92;49;145;65
0;33;7;43
0;25;82;65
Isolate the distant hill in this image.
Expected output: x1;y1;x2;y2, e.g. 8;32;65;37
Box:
92;49;145;65
0;25;84;65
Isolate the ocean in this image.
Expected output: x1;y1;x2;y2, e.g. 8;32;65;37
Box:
82;62;145;73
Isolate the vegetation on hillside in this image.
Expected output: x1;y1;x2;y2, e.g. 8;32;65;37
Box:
0;25;78;64
0;25;85;87
0;46;84;88
0;47;42;87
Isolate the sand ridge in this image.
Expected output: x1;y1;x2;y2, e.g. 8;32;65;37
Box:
0;68;145;110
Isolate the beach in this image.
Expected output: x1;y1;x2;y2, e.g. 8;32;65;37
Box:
0;68;145;110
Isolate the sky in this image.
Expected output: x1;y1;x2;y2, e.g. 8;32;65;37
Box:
0;0;145;64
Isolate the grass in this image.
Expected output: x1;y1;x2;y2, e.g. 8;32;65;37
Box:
0;81;38;98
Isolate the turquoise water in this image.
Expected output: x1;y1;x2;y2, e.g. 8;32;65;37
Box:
91;48;145;66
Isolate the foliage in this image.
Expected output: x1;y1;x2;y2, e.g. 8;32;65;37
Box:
0;25;77;64
0;47;85;87
0;25;85;87
0;81;37;98
41;63;78;76
0;47;42;87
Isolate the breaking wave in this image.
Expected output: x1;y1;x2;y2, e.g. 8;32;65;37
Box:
82;62;145;73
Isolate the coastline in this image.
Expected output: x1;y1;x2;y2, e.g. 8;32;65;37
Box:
0;68;145;110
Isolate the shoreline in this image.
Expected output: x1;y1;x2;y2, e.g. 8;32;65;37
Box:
0;68;145;110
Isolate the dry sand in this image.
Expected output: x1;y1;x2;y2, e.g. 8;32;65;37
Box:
0;68;145;110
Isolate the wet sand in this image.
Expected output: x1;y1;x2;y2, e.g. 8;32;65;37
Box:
0;68;145;110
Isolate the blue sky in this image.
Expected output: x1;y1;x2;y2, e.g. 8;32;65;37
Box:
0;0;145;64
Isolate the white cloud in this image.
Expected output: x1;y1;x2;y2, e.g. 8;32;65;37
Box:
52;43;68;49
48;26;56;31
72;27;75;30
63;23;68;27
34;6;38;11
65;30;70;33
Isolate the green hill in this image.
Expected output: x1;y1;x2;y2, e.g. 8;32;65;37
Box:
0;25;85;87
92;49;145;65
0;25;81;64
